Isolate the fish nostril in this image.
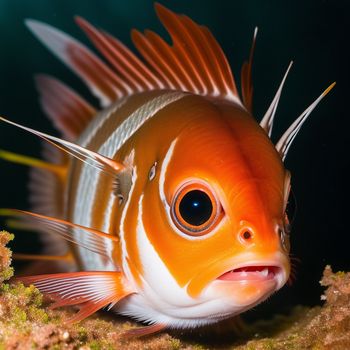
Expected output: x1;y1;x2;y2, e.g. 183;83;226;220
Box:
238;228;253;244
243;231;252;240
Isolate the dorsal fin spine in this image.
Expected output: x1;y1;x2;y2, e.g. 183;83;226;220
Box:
181;17;221;95
171;16;211;94
144;30;188;89
26;5;243;107
154;6;207;94
180;18;216;94
25;20;124;106
275;82;336;160
75;17;140;93
201;26;237;97
241;27;258;112
260;62;293;136
132;30;177;89
102;31;163;89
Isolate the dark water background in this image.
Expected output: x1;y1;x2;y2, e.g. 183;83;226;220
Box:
0;0;348;321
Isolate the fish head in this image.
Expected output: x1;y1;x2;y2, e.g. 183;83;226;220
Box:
137;95;291;324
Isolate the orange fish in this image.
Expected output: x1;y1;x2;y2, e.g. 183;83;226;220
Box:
0;4;334;337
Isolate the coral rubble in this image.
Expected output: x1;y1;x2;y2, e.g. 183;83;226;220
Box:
234;265;350;349
1;232;350;349
0;230;14;284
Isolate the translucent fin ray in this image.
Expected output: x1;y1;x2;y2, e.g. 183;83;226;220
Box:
260;61;293;136
75;17;162;92
26;4;243;107
276;82;336;160
18;271;134;323
0;209;118;262
0;116;124;176
133;3;241;103
102;30;163;89
35;74;96;141
241;27;258;112
25;20;126;107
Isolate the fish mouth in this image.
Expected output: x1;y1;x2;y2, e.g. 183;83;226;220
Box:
217;265;281;282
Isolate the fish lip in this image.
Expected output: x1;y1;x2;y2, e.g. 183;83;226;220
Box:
215;261;285;286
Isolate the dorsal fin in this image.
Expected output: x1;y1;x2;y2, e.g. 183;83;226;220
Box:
276;82;336;160
241;27;258;112
132;3;242;104
26;4;243;108
25;19;128;107
260;62;293;137
75;17;163;92
35;74;96;141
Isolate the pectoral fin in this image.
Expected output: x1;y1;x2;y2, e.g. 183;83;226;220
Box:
0;209;118;262
0;116;124;176
18;271;134;323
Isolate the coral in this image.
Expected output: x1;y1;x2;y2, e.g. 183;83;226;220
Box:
0;231;14;283
233;265;350;350
1;233;350;349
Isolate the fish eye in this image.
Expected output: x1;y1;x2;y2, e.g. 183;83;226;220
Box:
171;182;222;236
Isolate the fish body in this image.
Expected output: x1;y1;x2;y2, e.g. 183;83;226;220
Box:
0;4;333;336
68;90;289;326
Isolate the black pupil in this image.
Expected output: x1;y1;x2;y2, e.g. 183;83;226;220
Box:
179;190;213;227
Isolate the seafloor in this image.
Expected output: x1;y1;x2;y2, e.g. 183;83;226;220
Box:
1;230;350;350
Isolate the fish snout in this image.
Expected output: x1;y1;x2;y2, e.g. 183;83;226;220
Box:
215;253;290;290
206;254;290;309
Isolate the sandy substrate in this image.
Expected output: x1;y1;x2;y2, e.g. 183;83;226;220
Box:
1;230;350;349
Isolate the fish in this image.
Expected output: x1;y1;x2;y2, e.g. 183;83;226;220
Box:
0;3;334;337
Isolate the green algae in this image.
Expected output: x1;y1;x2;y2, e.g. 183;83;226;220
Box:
170;338;182;349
